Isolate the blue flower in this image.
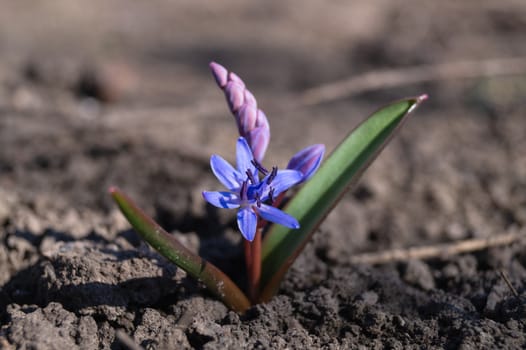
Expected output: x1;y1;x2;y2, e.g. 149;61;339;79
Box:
203;137;302;241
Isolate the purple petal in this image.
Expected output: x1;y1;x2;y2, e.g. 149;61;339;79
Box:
209;62;228;88
256;204;299;229
248;126;269;163
210;155;242;191
287;144;325;181
262;169;302;199
237;207;257;241
225;81;245;113
236;137;256;175
202;191;240;209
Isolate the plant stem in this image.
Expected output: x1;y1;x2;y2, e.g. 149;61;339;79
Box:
245;193;287;303
244;192;287;302
244;238;252;287
244;225;262;304
251;228;262;302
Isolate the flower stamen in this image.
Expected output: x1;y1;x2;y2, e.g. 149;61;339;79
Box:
246;170;256;184
268;187;275;203
240;180;248;201
267;166;278;185
251;159;268;175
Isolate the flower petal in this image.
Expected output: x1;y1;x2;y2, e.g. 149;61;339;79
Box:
236;137;256;176
237;207;258;241
202;191;240;209
262;169;303;199
256;204;299;229
287;144;325;182
210;155;242;191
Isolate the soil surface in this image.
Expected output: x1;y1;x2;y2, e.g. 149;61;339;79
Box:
1;1;526;349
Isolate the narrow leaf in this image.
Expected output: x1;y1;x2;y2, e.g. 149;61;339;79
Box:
110;187;251;313
260;95;427;301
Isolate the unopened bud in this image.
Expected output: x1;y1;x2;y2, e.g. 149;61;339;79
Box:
209;62;228;88
237;100;258;135
255;109;269;130
225;81;245;112
248;126;270;162
228;72;245;88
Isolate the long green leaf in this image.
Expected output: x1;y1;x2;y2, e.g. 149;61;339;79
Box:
110;187;251;313
260;95;427;302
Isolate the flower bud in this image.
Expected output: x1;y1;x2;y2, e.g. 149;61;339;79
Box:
225;81;245;113
228;72;246;88
209;62;228;88
244;89;256;106
209;62;272;162
255;109;269;130
248;126;270;162
237;100;257;135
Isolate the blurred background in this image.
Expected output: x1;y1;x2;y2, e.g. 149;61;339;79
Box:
0;0;525;251
1;0;525;148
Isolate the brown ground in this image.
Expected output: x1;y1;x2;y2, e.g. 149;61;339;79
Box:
1;1;526;349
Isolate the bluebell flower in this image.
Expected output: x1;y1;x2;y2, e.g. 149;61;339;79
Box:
203;137;302;241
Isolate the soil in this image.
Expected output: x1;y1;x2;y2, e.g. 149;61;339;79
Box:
1;1;526;349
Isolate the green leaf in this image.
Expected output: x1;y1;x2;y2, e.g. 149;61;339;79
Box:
110;187;251;313
259;95;427;302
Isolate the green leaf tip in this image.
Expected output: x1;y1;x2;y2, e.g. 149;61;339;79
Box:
110;187;251;313
259;96;427;301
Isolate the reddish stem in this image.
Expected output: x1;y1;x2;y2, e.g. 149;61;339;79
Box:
272;191;287;209
244;239;252;284
244;192;287;303
250;228;262;302
244;223;263;304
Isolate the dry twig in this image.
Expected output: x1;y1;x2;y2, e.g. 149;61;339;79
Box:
300;57;526;105
499;269;519;297
350;230;525;265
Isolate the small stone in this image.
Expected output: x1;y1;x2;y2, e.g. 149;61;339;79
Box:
360;291;379;305
403;259;435;290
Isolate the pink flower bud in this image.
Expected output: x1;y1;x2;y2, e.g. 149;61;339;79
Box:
208;62;274;163
248;126;270;162
228;72;245;88
237;100;257;135
244;89;256;106
225;81;245;112
209;62;228;88
255;109;269;130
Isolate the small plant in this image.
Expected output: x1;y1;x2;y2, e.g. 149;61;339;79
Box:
110;62;427;313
